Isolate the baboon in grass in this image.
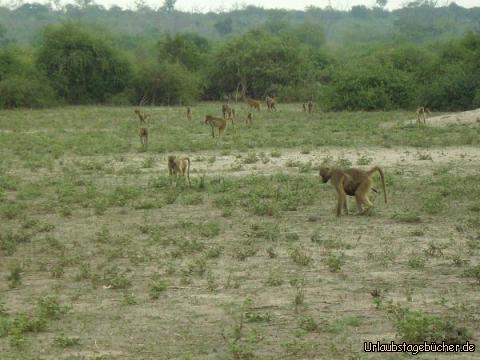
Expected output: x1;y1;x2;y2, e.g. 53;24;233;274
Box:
246;98;260;111
134;109;150;124
307;100;314;113
186;107;192;121
319;166;387;217
302;102;307;112
416;107;430;125
204;115;227;137
222;104;235;125
168;155;191;186
266;96;277;111
245;112;253;127
139;127;148;148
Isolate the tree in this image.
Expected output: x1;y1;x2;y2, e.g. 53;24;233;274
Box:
37;23;132;104
160;0;176;13
158;33;210;71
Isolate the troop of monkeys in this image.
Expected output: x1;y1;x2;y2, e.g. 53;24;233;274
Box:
133;104;432;216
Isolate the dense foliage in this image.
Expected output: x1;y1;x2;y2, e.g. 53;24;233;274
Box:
0;2;479;110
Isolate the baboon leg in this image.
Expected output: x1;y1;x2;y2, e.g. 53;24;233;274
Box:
356;179;373;214
355;194;363;213
343;197;349;215
335;180;347;217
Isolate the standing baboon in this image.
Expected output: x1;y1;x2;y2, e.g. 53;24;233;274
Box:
266;96;277;112
246;98;260;111
245;112;253;127
204;115;227;137
307;100;314;113
139;127;148;148
186;107;192;121
416;107;430;125
319;166;387;217
222;104;235;125
134;109;150;124
168;155;191;186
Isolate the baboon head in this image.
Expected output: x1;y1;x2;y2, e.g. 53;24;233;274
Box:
168;155;176;167
319;167;332;183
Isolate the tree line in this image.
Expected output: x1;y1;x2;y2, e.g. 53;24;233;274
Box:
0;2;479;111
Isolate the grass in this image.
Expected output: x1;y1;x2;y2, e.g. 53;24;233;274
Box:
0;103;479;359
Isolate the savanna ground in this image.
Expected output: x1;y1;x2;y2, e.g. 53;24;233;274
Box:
0;103;480;360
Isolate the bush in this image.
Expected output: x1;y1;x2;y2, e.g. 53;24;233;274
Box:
134;60;200;105
37;23;132;104
0;75;57;108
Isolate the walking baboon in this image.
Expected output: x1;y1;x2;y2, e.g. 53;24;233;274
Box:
134;109;150;124
204;115;227;137
139;127;148;148
168;155;191;186
246;98;260;111
245;112;252;127
319;166;387;217
186;107;192;121
266;96;277;111
416;107;430;125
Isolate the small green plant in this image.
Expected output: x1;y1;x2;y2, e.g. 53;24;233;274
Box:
265;272;283;286
325;252;345;272
407;253;426;269
356;154;373;165
53;332;80;348
7;264;23;289
243;152;259;164
298;316;318;332
289;246;313;266
463;264;480;284
149;276;168;300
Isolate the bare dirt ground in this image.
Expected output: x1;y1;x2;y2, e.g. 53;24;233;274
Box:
412;108;480;127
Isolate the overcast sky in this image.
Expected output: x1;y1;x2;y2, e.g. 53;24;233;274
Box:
33;0;479;12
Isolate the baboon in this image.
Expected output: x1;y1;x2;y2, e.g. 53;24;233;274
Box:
302;102;307;112
222;104;235;125
168;155;191;186
186;107;192;121
245;112;253;127
416;106;430;125
266;96;277;112
246;98;260;111
134;109;150;124
204;115;227;138
319;166;387;217
307;100;314;113
139;127;148;148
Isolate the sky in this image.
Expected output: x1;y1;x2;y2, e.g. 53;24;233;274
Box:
95;0;479;11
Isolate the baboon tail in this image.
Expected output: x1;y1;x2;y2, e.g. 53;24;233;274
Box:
368;166;387;204
186;157;191;186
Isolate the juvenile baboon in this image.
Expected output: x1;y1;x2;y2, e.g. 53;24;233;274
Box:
139;127;148;148
245;112;253;127
246;98;260;111
266;96;277;112
168;155;191;186
319;166;387;217
134;109;150;124
307;100;314;113
186;107;192;121
204;115;227;138
416;106;430;125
